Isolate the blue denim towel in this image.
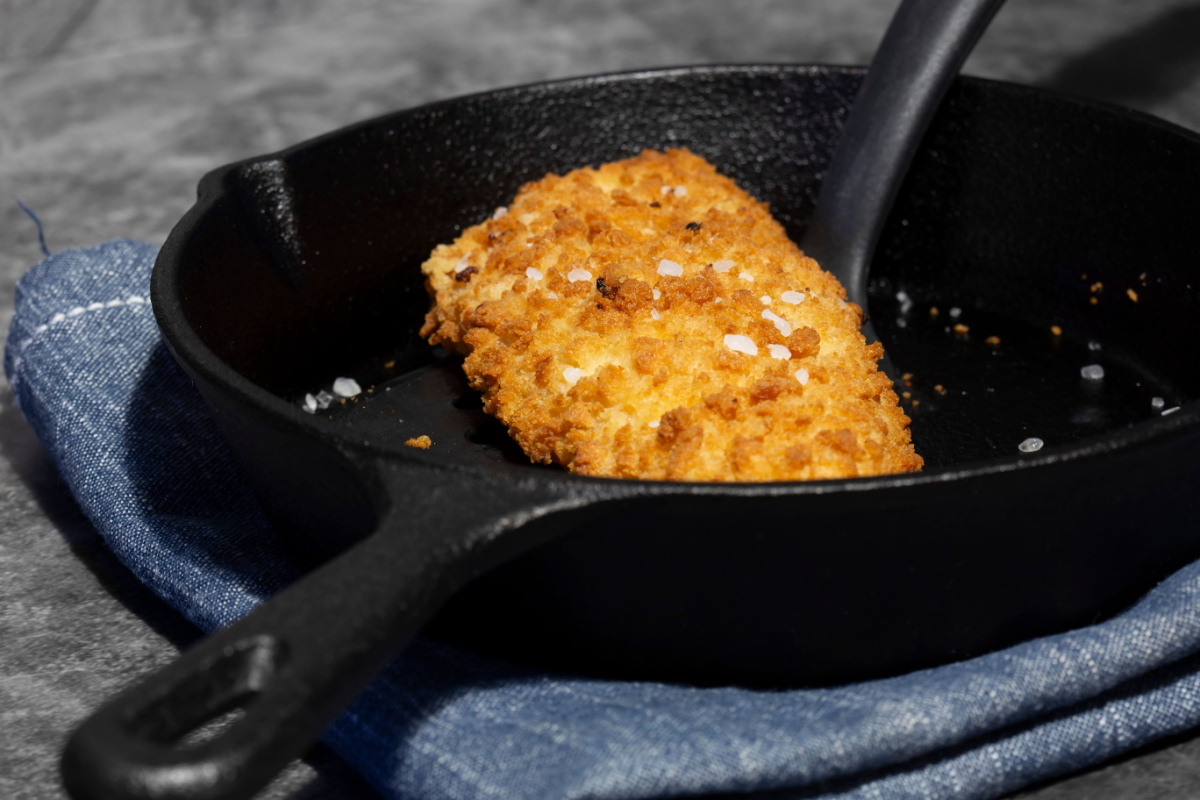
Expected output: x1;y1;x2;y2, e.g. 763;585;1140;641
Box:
8;238;1200;800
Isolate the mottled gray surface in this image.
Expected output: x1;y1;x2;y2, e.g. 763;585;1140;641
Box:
4;1;1200;798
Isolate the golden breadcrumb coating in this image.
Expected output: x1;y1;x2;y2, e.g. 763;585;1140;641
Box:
420;148;921;481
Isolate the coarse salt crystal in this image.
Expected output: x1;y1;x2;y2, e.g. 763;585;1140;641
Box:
1152;396;1165;409
526;267;544;281
949;306;962;318
652;289;661;300
333;377;362;398
724;334;757;356
673;185;687;197
455;256;470;273
492;206;508;220
661;185;673;195
760;295;772;305
651;309;662;320
567;268;593;282
315;390;334;409
714;297;724;303
896;289;913;313
781;291;805;305
1088;340;1102;351
794;368;809;385
657;259;683;277
1163;406;1181;416
563;367;586;385
1081;364;1105;381
519;212;537;225
762;309;792;337
713;259;735;273
767;344;791;360
302;394;318;414
649;420;660;428
738;271;754;282
1019;437;1044;453
547;291;559;299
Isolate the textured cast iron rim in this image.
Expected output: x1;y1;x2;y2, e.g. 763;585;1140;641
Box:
152;63;1200;496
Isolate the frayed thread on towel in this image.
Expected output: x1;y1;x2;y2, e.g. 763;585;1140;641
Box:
16;199;51;258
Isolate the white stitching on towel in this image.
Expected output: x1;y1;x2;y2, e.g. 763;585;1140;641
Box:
8;295;150;393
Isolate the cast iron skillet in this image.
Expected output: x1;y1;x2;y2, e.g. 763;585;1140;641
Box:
62;66;1200;800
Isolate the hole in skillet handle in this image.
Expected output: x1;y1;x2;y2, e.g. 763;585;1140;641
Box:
133;638;279;748
61;636;288;800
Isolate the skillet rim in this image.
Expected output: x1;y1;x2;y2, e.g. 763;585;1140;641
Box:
151;62;1200;496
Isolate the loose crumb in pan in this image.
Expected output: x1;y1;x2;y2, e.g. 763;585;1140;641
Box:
405;435;432;449
418;148;920;481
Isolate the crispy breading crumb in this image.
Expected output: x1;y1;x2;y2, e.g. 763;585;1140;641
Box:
419;148;921;480
405;436;432;449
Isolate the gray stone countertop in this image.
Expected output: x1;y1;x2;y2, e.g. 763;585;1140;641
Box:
4;1;1200;798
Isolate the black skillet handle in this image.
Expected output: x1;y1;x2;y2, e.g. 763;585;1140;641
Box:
802;0;1005;326
61;461;576;800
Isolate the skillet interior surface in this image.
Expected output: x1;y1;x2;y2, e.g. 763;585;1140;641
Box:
155;65;1200;686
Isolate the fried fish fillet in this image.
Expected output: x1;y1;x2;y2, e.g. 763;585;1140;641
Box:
420;148;921;481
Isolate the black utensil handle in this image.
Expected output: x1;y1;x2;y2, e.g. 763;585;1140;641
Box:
803;0;1006;306
61;463;570;800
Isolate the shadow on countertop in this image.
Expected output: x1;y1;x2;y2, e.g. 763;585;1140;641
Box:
1036;3;1200;112
0;392;381;799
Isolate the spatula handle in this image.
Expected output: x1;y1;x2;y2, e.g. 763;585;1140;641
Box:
60;462;571;800
803;0;1006;308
